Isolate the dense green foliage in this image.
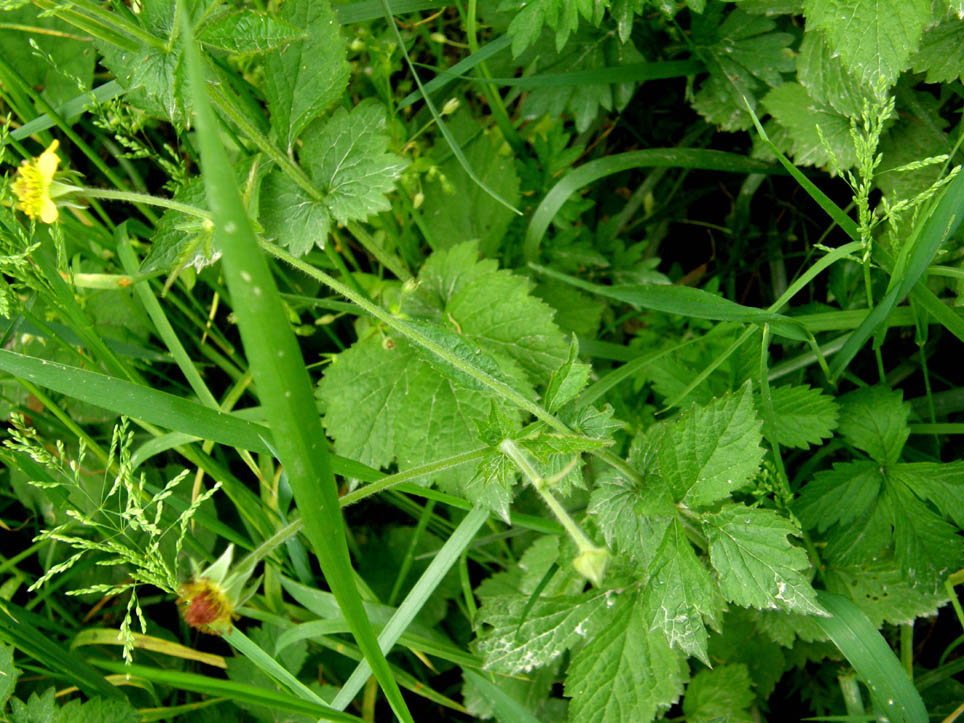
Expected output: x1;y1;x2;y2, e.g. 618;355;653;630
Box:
0;0;963;720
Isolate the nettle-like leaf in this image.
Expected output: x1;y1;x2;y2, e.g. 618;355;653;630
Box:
691;5;795;131
658;382;765;508
497;0;605;56
261;100;408;256
96;1;186;124
264;0;348;152
796;30;877;118
641;517;722;664
824;558;948;627
565;592;686;723
9;688;138;723
142;155;266;275
703;503;825;615
317;242;567;506
544;337;592;413
911;16;964;84
198;9;306;54
795;460;883;532
836;385;909;464
682;664;755;723
762;83;857;170
759;384;839;449
301;101;409;225
473;587;622;674
803;0;931;87
587;468;675;571
420;119;521;258
520;29;646;133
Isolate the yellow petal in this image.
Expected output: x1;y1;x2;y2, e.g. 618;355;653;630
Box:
39;197;58;224
37;140;60;180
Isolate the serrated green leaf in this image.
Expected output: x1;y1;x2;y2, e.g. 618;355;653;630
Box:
911;17;964;83
143;156;265;274
499;0;600;56
419;128;521;257
837;385;909;464
318;334;519;495
691;6;795;131
301;100;408;224
658;383;764;508
10;688;139;723
824;559;948;626
544;337;591;413
795;461;883;533
894;462;964;528
260;171;331;256
803;0;931;86
588;469;674;570
474;588;621;674
797;30;876;117
440;276;568;383
886;482;964;591
318;243;566;507
762;83;856;170
466;449;517;522
521;30;646;132
703;504;825;615
682;664;755;723
97;36;184;123
264;0;349;151
642;517;721;664
565;591;685;723
533;281;604;338
760;384;839;449
199;10;306;54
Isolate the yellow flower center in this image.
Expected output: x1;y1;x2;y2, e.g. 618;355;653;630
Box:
11;140;61;224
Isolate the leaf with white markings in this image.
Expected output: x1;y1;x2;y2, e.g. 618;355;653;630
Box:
565;592;685;723
642;517;721;664
474;588;620;674
703;504;825;615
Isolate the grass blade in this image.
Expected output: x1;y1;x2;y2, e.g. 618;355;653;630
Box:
829;168;964;380
815;592;927;723
179;12;413;721
462;669;543;723
524;149;784;260
89;660;364;721
0;601;121;699
331;506;489;709
381;0;521;215
398;35;512;110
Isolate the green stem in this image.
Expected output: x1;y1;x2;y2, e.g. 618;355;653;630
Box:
498;439;595;552
81;188;211;219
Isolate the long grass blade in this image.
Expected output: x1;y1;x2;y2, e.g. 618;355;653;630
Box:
524;149;784;260
179;11;413;720
331;506;489;709
815;592;927;723
829;169;964;380
0;601;121;699
89;660;364;721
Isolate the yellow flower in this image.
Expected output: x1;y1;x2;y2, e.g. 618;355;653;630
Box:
11;140;62;223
